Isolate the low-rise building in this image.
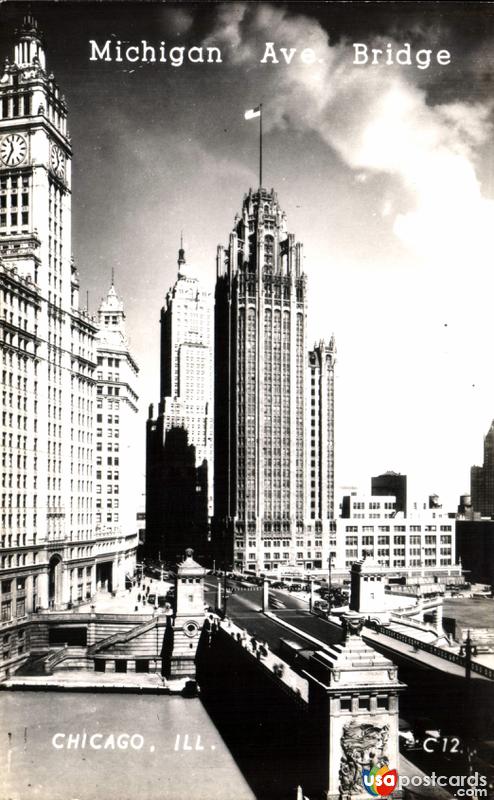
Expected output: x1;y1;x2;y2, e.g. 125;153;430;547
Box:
335;493;461;583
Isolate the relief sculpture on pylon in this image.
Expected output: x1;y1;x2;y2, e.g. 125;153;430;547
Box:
339;721;390;795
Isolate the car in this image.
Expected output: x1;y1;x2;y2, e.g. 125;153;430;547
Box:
313;599;329;613
398;719;415;750
269;596;286;609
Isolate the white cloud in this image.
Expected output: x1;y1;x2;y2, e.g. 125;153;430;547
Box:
206;4;494;270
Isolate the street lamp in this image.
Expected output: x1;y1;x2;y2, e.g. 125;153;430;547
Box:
222;517;230;618
328;554;334;591
328;554;334;614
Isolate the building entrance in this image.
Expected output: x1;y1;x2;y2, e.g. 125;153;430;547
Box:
48;555;63;608
96;562;113;592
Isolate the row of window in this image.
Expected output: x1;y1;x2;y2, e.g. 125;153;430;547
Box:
0;212;29;228
1;94;31;119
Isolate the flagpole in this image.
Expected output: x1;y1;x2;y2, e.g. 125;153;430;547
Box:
259;103;263;188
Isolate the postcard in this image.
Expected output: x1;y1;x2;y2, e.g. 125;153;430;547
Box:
0;2;493;799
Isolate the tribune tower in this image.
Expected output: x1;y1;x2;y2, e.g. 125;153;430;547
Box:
214;188;308;573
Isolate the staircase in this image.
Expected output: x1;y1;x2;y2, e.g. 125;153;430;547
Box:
14;649;63;676
87;617;159;656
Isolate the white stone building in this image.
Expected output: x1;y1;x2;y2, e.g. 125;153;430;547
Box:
95;282;140;566
154;243;214;515
0;16;136;677
336;493;461;582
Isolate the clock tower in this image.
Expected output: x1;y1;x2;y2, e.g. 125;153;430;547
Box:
0;13;106;682
0;13;71;286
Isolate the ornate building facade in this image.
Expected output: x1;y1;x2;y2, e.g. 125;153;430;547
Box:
0;16;136;678
95;282;140;563
214;187;335;574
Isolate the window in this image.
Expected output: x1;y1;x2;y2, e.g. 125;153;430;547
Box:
1;601;11;621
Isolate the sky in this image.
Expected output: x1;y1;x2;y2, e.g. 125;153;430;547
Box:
1;0;494;509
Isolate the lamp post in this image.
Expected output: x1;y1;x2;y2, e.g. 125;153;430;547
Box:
327;554;334;615
222;518;229;618
461;630;478;790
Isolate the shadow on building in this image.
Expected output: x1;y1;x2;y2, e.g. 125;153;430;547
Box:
145;421;209;565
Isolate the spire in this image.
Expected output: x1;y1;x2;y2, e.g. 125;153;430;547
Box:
14;13;46;71
178;232;186;270
98;279;124;322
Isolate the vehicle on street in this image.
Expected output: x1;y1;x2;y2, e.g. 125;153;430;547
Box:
398;719;415;750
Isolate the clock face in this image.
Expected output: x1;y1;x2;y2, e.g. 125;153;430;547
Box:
50;144;65;177
0;134;27;167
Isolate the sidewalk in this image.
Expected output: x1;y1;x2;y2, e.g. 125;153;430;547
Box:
76;577;173;615
1;670;193;694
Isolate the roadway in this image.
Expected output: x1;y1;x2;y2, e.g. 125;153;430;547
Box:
205;577;492;682
204;577;490;788
204;577;343;654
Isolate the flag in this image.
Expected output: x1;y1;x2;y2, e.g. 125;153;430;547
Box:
244;106;261;120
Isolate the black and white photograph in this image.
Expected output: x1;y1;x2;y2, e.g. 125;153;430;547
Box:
0;1;493;798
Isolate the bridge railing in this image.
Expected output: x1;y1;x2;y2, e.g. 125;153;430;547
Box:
365;621;494;680
219;616;309;703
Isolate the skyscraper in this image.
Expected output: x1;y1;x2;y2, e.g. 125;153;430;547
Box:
159;242;213;509
0;17;137;678
95;282;140;556
214;187;310;573
471;420;494;517
146;244;212;561
307;339;337;525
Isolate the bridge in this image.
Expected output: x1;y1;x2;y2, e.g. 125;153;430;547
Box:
3;570;493;800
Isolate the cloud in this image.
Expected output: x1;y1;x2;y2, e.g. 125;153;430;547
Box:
160;7;194;37
205;3;494;270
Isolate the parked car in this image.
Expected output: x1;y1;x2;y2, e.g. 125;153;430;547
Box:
398;719;415;750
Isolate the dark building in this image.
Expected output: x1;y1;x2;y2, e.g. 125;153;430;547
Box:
145;416;208;564
371;472;407;516
145;245;212;563
456;519;494;587
470;420;494;517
